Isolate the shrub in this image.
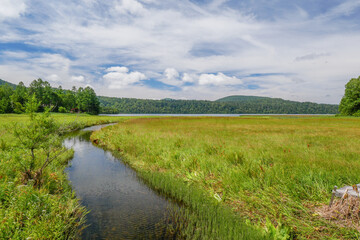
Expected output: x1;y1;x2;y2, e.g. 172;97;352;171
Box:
58;106;67;113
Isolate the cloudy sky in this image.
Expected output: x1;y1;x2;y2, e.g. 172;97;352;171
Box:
1;0;360;103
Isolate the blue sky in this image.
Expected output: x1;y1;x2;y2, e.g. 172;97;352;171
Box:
1;0;360;103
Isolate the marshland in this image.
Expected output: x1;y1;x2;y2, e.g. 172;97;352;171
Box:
89;115;360;239
2;0;360;239
2;111;360;239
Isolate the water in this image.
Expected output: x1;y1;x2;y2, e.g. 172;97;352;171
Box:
64;124;176;239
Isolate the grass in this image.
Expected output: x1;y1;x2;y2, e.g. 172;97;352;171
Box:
0;113;128;239
91;116;360;239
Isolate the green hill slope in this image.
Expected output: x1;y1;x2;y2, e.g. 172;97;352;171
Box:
0;79;17;89
216;95;270;102
99;95;339;114
0;78;339;114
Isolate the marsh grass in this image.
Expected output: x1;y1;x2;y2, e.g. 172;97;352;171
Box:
92;116;360;239
0;113;127;239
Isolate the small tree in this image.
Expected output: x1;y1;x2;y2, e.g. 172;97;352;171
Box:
339;76;360;116
13;94;67;188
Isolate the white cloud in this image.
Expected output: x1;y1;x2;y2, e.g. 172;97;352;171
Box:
164;68;179;80
71;75;85;82
106;66;129;73
103;66;147;89
158;68;185;86
0;0;26;21
85;84;95;89
1;1;360;103
46;74;61;83
209;0;229;9
1;51;29;59
182;73;195;83
198;72;242;86
115;0;146;15
0;52;92;90
318;0;360;20
32;54;71;73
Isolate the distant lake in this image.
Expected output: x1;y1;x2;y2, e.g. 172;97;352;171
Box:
100;113;334;117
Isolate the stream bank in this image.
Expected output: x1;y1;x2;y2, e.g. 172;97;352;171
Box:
65;124;180;239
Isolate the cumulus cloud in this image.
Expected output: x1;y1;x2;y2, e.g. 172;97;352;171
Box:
164;68;179;80
106;66;129;73
158;68;184;86
103;66;147;89
46;74;61;84
71;75;85;82
182;73;195;83
0;0;26;21
198;72;242;86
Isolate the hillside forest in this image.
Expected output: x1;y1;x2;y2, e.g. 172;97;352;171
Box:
99;96;338;114
0;79;340;115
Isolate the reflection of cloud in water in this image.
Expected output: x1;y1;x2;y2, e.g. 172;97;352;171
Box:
64;124;175;239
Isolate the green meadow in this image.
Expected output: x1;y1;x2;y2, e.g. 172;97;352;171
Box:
91;116;360;239
0;113;126;239
3;114;360;239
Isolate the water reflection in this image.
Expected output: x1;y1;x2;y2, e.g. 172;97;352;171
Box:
65;125;175;239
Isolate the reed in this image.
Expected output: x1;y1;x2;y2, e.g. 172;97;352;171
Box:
92;116;360;239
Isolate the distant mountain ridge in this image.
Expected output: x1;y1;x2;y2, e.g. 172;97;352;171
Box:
99;95;339;114
216;95;327;105
217;95;270;102
0;79;339;114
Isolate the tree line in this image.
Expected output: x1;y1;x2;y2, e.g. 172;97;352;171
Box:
0;79;100;114
0;78;342;115
99;96;339;114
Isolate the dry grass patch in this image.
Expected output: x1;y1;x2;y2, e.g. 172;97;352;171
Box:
317;197;360;232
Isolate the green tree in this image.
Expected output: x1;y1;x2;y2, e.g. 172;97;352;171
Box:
76;87;100;114
10;81;28;113
339;76;360;116
0;84;14;113
29;78;61;111
13;95;66;188
62;87;77;111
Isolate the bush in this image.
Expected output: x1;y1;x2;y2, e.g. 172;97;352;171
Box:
58;106;67;113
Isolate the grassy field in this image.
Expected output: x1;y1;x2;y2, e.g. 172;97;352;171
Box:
91;116;360;239
0;113;127;239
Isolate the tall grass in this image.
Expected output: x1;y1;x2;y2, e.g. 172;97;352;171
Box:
92;116;360;239
0;113;128;239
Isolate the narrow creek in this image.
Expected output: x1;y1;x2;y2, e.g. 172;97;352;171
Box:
64;124;178;239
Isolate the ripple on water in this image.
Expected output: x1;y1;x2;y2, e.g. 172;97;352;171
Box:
65;125;178;239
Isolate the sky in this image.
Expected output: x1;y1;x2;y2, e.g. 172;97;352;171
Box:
1;0;360;104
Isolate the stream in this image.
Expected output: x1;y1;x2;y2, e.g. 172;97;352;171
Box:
64;124;177;239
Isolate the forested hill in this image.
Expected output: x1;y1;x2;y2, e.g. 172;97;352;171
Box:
0;79;16;89
0;79;338;114
217;95;273;102
99;95;339;114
